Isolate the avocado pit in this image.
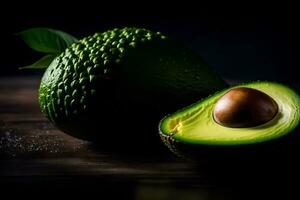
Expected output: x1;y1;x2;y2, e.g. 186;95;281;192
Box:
213;87;278;128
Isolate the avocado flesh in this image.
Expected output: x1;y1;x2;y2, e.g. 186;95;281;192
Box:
160;82;300;146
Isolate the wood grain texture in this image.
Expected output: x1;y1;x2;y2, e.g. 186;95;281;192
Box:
0;77;299;199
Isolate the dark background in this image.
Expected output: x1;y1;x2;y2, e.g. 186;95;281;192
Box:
0;7;299;85
1;6;300;199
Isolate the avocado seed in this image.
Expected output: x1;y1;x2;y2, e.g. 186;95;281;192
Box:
213;87;278;128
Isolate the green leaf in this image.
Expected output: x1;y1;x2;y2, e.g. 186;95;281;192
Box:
19;55;56;69
17;28;78;54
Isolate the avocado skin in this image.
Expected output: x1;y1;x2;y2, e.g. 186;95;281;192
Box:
39;27;227;143
159;121;300;162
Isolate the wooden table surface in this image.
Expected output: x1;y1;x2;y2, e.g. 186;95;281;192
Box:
0;76;299;199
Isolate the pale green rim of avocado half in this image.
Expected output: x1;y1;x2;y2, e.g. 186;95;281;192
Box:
159;82;300;146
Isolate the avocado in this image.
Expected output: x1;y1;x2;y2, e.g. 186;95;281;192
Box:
39;27;227;143
159;82;300;159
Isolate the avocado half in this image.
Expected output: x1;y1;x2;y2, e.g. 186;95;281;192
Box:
159;82;300;159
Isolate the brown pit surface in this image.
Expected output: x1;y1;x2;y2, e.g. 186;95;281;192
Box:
213;87;278;128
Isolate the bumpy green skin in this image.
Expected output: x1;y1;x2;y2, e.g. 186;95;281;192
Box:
39;27;227;142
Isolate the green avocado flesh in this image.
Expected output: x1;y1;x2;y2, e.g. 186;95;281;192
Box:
160;82;300;146
39;27;227;141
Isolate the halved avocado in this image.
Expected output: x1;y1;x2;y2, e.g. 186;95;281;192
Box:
159;82;300;159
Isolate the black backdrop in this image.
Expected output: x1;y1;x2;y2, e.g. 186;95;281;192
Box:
1;7;299;85
0;5;300;199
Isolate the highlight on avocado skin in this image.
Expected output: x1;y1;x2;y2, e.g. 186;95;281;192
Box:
159;81;300;158
20;27;227;142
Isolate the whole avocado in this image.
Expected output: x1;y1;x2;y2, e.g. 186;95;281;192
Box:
39;27;227;143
